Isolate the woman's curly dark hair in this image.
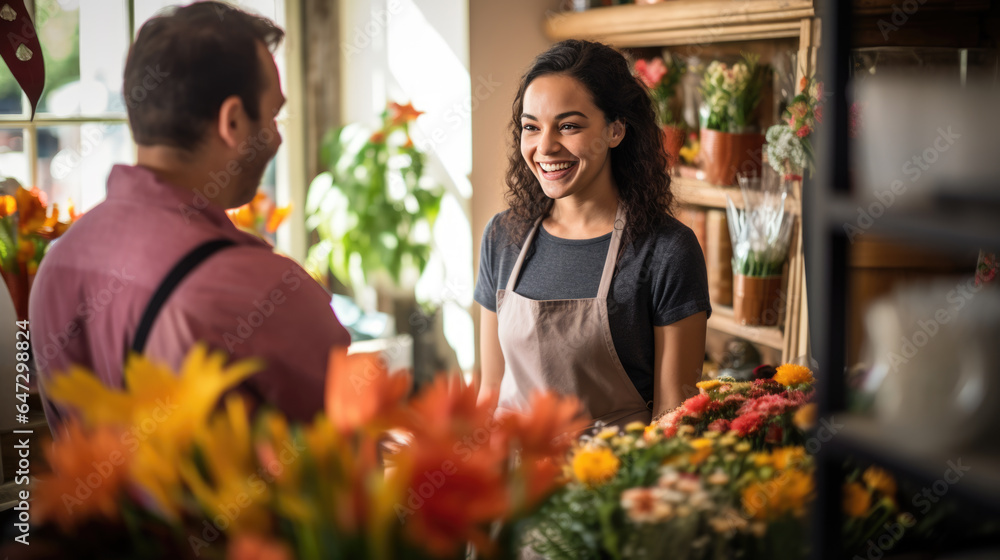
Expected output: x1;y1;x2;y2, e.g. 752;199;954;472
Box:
501;39;673;248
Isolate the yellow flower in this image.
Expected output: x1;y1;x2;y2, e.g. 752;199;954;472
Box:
735;442;752;453
179;396;272;535
572;447;620;487
752;453;772;468
596;426;619;440
863;466;897;498
742;469;814;520
688;438;714;465
771;447;806;470
773;363;815;386
44;344;261;516
624;421;647;433
843;482;872;517
793;403;817;431
696;379;722;392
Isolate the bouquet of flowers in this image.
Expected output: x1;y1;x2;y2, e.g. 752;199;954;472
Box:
227;191;291;241
699;53;768;134
765;76;824;180
0;181;79;321
31;345;588;560
525;364;818;560
635;55;686;127
726;172;795;277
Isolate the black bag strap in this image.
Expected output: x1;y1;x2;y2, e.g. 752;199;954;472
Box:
130;239;237;358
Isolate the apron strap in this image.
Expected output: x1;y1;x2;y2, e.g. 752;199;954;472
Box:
597;204;626;300
504;215;545;292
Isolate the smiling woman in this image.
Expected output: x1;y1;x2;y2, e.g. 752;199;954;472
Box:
475;40;712;429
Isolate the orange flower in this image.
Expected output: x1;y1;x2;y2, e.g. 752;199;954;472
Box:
394;431;508;557
843;482;871;518
388;102;424;127
506;391;587;461
14;186;48;236
369;130;386;144
226;192;291;236
264;203;291;233
34;421;131;530
0;194;15;217
502;391;587;509
226;534;293;560
392;374;511;556
324;346;411;433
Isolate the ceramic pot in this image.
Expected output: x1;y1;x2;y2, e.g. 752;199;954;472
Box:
733;274;782;326
700;129;765;186
661;125;686;171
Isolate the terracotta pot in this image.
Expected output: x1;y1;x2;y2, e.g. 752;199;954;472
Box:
699;129;765;186
661;125;686;171
733;274;783;326
1;267;30;323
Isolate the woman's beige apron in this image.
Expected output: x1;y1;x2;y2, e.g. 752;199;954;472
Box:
496;205;652;430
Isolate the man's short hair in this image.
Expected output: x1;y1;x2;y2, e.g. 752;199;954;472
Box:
123;1;284;150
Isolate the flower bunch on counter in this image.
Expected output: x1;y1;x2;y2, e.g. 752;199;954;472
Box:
32;344;587;560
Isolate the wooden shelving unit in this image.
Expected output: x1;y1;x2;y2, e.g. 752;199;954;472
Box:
705;304;784;350
545;0;817;365
545;0;815;47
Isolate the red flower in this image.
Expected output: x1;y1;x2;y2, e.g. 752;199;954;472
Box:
739;394;796;417
731;412;766;437
635;58;668;89
796;125;812;138
765;424;784;444
682;393;711;418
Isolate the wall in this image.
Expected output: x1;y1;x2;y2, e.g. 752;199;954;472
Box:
469;0;561;368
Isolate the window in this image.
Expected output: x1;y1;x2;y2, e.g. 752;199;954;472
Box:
0;0;290;229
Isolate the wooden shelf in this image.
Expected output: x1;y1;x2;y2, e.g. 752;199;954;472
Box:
673;176;801;213
545;0;815;47
706;304;784;350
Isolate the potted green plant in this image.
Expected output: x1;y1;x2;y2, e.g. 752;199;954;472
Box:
305;101;443;310
635;54;686;169
726;171;794;326
699;53;769;186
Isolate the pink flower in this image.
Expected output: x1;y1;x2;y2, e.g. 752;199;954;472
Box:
731;412;766;436
708;419;731;433
657;408;683;438
814;105;823;124
635;57;668;88
796;125;812;138
739;394;796;417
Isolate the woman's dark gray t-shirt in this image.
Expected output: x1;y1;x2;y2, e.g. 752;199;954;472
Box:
474;210;712;405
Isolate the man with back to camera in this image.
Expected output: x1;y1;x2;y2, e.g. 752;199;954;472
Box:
29;1;351;432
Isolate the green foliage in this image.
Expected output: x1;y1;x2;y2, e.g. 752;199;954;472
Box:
305;106;443;294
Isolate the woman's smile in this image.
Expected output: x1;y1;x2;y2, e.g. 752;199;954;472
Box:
537;160;578;180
